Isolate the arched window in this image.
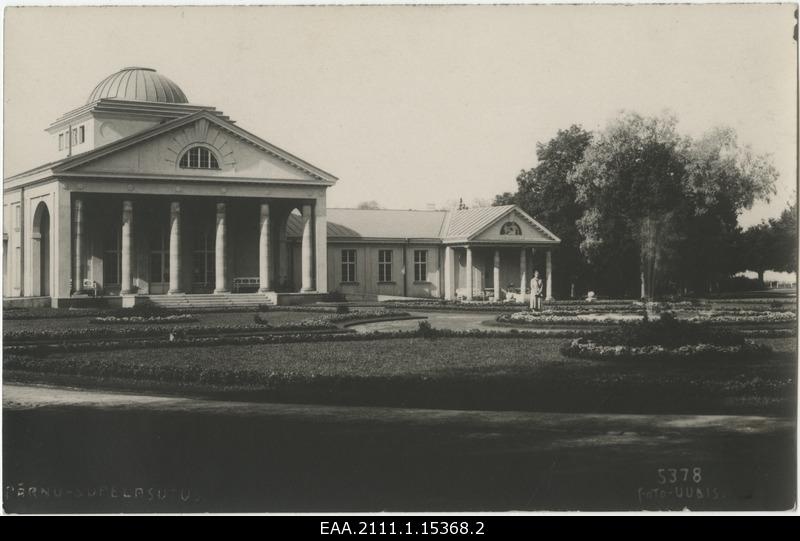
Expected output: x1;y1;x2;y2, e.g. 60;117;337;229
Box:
179;147;219;169
500;221;522;235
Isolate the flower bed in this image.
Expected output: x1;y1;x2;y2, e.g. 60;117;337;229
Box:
559;337;772;361
686;311;796;324
497;311;643;325
91;314;199;324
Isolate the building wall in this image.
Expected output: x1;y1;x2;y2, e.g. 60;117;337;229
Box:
3;181;62;299
325;242;442;299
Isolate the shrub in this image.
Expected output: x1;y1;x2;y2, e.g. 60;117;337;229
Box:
336;304;350;315
417;320;437;339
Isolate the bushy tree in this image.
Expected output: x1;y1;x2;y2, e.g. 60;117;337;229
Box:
498;125;592;297
569;113;688;297
499;112;779;298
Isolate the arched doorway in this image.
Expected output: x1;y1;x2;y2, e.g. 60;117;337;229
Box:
31;202;51;296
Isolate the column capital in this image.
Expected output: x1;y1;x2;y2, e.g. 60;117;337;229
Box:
216;202;226;214
170;201;181;215
123;200;133;212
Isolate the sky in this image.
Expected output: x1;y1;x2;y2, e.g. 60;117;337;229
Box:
3;4;797;228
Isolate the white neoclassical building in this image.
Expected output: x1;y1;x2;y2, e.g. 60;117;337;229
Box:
3;67;560;308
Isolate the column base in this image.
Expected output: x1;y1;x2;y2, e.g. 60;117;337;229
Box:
258;287;273;293
214;289;230;294
120;289;135;296
168;289;184;295
546;296;554;301
300;287;315;293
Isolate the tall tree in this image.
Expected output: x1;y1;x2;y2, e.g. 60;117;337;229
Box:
569;112;688;298
678;127;778;292
769;200;798;274
500;125;592;297
569;113;778;297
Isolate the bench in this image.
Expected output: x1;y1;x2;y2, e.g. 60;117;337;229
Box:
233;277;260;293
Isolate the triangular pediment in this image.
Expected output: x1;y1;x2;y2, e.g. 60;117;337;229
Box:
471;208;560;243
55;111;337;184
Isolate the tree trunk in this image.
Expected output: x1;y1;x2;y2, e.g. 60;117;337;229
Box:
757;270;765;289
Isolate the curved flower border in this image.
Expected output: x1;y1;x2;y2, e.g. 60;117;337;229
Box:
560;337;772;360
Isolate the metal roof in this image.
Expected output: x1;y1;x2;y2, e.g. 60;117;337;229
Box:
87;67;188;104
287;205;559;243
443;205;514;238
288;208;448;239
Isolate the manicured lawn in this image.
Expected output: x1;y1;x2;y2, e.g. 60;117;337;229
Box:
6;336;795;416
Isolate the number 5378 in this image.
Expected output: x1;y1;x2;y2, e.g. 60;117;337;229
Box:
658;467;702;484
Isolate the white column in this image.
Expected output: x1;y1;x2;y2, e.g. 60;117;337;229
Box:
120;200;134;295
214;202;229;294
465;247;473;301
493;249;501;301
519;247;527;302
72;198;84;293
258;202;271;292
300;203;314;292
314;197;328;293
444;246;454;300
168;202;182;294
546;249;553;301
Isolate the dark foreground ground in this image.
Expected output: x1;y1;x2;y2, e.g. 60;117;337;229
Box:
3;385;795;513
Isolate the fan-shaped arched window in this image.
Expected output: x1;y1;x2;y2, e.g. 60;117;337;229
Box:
500;221;522;235
179;147;219;169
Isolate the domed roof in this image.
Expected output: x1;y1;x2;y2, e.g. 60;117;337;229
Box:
87;67;188;104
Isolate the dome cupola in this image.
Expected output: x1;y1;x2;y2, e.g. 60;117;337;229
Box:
87;67;188;104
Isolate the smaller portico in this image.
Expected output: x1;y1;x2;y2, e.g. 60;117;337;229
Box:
440;206;560;303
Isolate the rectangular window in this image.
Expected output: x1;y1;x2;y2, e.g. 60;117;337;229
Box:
72;128;78;146
14;206;21;230
59;133;64;150
341;249;356;283
414;250;428;282
78;126;85;144
378;250;393;282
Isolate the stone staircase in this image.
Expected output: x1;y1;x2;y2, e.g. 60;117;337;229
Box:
143;293;273;310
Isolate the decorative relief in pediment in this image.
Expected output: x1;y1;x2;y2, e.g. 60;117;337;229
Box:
163;119;236;169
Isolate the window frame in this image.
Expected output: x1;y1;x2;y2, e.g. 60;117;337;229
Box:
179;146;220;170
341;249;357;283
377;249;393;283
413;250;428;282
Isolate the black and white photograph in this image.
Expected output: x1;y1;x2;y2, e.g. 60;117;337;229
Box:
1;2;797;516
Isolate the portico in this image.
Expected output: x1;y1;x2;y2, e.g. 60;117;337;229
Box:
443;245;555;303
68;191;326;302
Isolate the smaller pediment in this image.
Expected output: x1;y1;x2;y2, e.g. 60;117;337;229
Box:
469;207;560;243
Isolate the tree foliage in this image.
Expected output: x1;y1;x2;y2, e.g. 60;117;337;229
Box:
497;112;782;298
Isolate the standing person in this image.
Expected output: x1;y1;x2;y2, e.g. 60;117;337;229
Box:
530;271;544;311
